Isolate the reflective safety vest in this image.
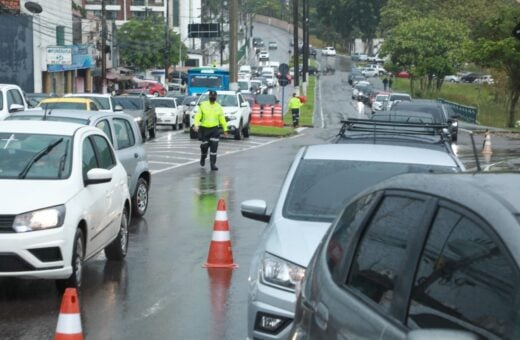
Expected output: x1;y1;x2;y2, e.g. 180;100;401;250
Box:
194;100;228;131
288;97;302;109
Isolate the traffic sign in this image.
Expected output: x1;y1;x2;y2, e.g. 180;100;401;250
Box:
278;63;290;76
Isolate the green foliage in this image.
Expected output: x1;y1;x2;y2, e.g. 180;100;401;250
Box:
117;19;186;72
380;17;468;92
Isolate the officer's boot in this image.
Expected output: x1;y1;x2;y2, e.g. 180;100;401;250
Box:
210;155;218;171
200;143;208;166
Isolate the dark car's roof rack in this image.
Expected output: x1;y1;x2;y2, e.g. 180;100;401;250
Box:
335;118;455;154
338;118;449;137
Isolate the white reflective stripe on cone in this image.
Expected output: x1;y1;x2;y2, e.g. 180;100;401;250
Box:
215;210;228;221
56;314;82;333
212;230;230;241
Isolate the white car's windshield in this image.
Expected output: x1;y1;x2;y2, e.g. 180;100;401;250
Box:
0;133;72;179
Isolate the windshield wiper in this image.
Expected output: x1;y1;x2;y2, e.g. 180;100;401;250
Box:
18;138;64;179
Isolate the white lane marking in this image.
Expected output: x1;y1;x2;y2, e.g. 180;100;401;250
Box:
148;161;180;165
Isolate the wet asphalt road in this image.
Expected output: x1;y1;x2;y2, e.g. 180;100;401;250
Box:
1;22;520;340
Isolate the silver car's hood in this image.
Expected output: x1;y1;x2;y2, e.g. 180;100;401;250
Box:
264;218;331;268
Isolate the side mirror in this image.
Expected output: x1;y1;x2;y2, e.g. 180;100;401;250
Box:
85;168;112;186
114;105;123;112
241;199;270;223
9;103;25;113
190;101;196;106
240;102;248;107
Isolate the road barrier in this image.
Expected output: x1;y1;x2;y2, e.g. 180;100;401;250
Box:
203;199;238;269
437;98;478;123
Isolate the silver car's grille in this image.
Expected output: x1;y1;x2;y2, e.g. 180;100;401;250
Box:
0;215;15;233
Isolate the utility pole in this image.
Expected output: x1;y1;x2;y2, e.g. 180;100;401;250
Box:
101;0;107;93
302;0;309;83
229;0;238;81
293;0;299;90
164;1;169;85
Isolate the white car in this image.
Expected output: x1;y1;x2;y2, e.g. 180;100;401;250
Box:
474;74;494;85
0;84;28;120
65;93;123;113
259;50;270;61
372;93;390;113
0;120;131;290
190;90;251;140
322;46;336;56
261;71;277;87
151;97;183;130
361;67;378;77
444;75;461;83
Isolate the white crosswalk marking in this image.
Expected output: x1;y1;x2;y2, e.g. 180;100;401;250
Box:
144;130;292;174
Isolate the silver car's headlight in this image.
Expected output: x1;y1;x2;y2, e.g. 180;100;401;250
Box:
134;116;142;122
13;205;66;232
262;253;305;291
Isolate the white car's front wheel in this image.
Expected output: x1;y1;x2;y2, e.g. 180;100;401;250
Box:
56;228;84;291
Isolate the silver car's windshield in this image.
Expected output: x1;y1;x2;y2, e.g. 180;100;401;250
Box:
283;159;458;222
0;133;72;179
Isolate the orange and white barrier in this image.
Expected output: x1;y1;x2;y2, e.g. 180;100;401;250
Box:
273;104;284;127
251;104;262;125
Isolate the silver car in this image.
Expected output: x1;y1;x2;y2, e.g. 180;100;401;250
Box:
7;110;151;217
291;172;520;340
241;143;464;339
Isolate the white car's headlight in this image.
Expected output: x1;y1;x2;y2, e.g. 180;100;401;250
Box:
262;253;305;291
13;205;66;232
134;116;142;122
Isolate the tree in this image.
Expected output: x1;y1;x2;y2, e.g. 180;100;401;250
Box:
467;5;520;127
380;17;467;94
117;19;186;72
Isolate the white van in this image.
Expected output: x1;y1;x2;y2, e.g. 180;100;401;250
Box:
239;65;252;74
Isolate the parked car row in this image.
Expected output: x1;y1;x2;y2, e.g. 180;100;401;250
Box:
241;117;468;339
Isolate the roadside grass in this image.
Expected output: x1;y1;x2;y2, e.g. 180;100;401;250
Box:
392;78;519;128
250;125;295;137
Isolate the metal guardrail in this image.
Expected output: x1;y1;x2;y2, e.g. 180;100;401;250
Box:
437;98;478;123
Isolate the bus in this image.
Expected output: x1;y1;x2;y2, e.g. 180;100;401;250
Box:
187;67;230;96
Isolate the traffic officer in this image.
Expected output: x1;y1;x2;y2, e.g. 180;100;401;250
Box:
288;93;302;128
193;90;228;171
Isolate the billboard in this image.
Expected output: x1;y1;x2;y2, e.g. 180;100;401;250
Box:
188;23;220;38
47;46;72;65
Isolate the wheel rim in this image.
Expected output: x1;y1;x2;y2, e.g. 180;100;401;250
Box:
74;236;84;286
120;212;128;254
136;182;148;214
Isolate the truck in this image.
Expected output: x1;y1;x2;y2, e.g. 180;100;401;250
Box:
0;84;28;120
187;67;230;96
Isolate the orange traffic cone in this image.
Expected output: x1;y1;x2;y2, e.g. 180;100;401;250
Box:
55;288;83;340
262;105;274;126
482;130;493;155
273;104;284;127
251;104;262;125
203;199;238;269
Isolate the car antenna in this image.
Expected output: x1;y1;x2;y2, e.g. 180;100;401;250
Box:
468;131;481;171
43;104;52;121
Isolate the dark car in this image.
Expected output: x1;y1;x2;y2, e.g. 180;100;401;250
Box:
291;172;520;340
391;100;459;142
255;94;279;106
181;95;198;128
460;72;482;83
113;95;157;141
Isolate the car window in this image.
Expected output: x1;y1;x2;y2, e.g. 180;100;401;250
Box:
347;195;426;314
113;118;136;150
326;193;376;275
7;89;24;107
408;206;520;338
151;98;176;108
0;91;3;110
91;135;116;169
95;119;113;144
82;138;98;180
90;102;99;111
